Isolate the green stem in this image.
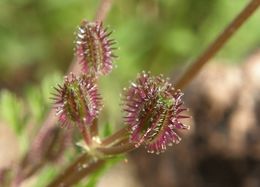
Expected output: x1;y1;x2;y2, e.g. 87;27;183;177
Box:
46;137;135;187
80;124;92;146
90;118;99;138
46;144;134;187
101;127;129;146
175;0;260;90
98;142;136;155
46;154;105;187
94;0;114;22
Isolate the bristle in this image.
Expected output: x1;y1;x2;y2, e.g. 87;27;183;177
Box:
52;73;103;128
75;20;117;76
122;72;190;154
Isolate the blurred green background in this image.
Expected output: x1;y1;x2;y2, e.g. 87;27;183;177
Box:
0;0;260;186
1;0;259;125
1;0;260;88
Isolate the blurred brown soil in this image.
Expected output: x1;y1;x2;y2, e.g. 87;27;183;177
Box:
118;51;260;187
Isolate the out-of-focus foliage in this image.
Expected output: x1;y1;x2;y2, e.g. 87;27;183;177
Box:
0;91;24;134
25;72;62;122
1;0;260;79
0;72;62;155
1;0;259;124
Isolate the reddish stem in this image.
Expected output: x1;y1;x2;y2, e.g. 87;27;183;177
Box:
101;127;129;146
46;154;105;187
90;118;99;138
46;142;135;187
98;142;136;155
80;124;92;146
94;0;114;22
175;0;260;90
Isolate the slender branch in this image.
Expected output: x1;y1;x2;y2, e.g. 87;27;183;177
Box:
101;127;129;146
79;124;92;145
90;118;99;138
98;142;136;155
47;127;134;187
47;154;105;187
47;141;135;187
94;0;114;22
175;0;260;90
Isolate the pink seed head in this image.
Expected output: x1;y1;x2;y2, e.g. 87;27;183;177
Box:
52;73;103;128
75;20;117;76
123;72;190;154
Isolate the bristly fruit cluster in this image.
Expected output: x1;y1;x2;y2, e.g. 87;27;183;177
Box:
123;71;190;154
52;20;190;154
53;21;116;129
75;20;117;76
53;73;102;128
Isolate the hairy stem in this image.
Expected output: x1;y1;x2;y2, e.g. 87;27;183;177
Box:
101;127;129;146
46;143;135;187
79;124;92;145
47;127;134;187
90;118;99;138
175;0;260;90
94;0;114;22
98;142;136;155
46;154;105;187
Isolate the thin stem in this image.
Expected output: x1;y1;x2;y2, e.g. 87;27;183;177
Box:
94;0;114;22
47;141;135;187
175;0;260;90
47;154;104;187
46;133;134;187
98;142;136;155
101;127;129;146
90;118;99;138
64;160;104;187
80;124;92;145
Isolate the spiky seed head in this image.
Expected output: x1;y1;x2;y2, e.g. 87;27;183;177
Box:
52;73;102;128
75;20;116;76
122;72;190;154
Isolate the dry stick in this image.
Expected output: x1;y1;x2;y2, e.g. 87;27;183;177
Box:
175;0;260;90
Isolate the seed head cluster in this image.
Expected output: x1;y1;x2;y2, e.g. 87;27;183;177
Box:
123;72;190;154
53;20;190;154
53;73;102;128
75;20;116;76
